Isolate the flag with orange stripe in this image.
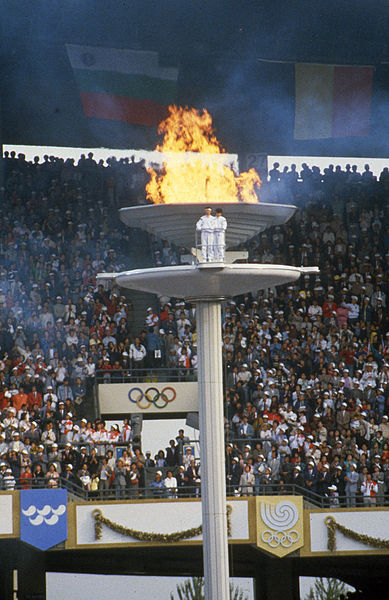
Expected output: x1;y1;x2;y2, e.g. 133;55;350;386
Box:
294;63;374;139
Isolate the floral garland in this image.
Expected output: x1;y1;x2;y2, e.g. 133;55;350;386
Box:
325;515;389;552
93;504;232;543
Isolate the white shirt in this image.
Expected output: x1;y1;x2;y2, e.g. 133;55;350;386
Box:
344;301;359;320
196;215;214;232
129;343;146;362
213;215;227;232
164;476;177;489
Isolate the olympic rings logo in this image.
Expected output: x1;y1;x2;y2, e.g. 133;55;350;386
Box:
128;386;176;410
261;529;300;548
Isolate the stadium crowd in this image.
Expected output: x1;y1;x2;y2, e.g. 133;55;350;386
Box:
0;151;388;506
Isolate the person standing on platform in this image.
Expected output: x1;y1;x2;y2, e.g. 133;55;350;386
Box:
213;208;227;262
196;206;215;262
345;462;359;507
360;473;378;506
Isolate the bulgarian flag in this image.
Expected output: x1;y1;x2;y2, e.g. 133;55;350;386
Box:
66;44;178;127
294;63;374;139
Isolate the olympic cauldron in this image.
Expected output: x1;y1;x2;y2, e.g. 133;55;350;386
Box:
99;200;318;600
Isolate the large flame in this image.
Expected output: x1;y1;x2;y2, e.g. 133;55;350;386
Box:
146;106;261;204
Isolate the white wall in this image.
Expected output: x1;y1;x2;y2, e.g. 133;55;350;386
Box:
46;574;254;600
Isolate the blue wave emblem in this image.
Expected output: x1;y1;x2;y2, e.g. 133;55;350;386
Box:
20;489;68;550
22;504;66;526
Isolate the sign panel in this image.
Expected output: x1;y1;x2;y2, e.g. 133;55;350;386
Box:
20;489;67;550
73;499;249;548
99;382;198;415
0;494;13;535
256;496;304;557
307;509;389;555
241;153;268;178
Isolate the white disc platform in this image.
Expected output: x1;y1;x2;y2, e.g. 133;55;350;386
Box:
114;263;319;300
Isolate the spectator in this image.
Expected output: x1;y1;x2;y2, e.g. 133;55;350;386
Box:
33;464;46;488
129;337;146;369
78;463;92;491
149;470;165;497
166;439;179;467
345;463;359;507
360;472;378;506
114;458;127;499
45;463;60;487
239;464;255;496
2;467;16;490
164;470;178;498
1;151;389;508
98;457;112;496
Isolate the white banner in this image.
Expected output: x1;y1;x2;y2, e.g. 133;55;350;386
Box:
74;499;249;547
99;382;198;415
309;510;389;554
0;494;13;535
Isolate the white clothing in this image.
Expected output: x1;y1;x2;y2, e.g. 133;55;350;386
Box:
43;392;58;410
213;215;227;261
93;428;109;456
129;343;146;362
121;425;133;443
344;301;359;320
196;214;215;261
86;362;95;377
80;474;91;490
164;476;178;489
196;214;214;233
361;480;378;498
307;304;322;321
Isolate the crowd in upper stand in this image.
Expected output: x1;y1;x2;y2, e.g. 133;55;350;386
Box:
0;151;388;505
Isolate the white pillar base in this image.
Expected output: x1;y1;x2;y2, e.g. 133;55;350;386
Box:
197;300;229;600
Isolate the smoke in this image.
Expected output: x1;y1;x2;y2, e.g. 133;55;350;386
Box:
2;1;389;157
179;1;389;160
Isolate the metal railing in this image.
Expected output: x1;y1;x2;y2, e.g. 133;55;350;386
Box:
3;476;202;501
96;367;197;383
195;230;226;264
5;476;389;509
229;483;389;509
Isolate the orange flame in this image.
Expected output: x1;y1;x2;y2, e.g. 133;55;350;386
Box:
146;106;261;204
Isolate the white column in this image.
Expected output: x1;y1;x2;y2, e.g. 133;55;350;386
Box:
196;300;229;600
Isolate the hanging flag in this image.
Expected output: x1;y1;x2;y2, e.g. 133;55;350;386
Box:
20;489;67;550
66;44;178;127
294;63;374;139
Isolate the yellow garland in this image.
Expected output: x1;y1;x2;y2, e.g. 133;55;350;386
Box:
92;505;232;543
325;515;389;552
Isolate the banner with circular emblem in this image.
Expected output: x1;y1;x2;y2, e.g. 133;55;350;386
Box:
128;386;176;410
99;382;198;416
256;496;304;557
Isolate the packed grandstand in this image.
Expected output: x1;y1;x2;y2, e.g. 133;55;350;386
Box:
0;151;388;508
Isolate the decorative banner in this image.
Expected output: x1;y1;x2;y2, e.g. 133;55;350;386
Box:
308;510;389;555
0;495;14;536
20;489;67;550
73;500;250;547
99;382;198;415
92;505;232;543
325;515;389;552
256;496;304;557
